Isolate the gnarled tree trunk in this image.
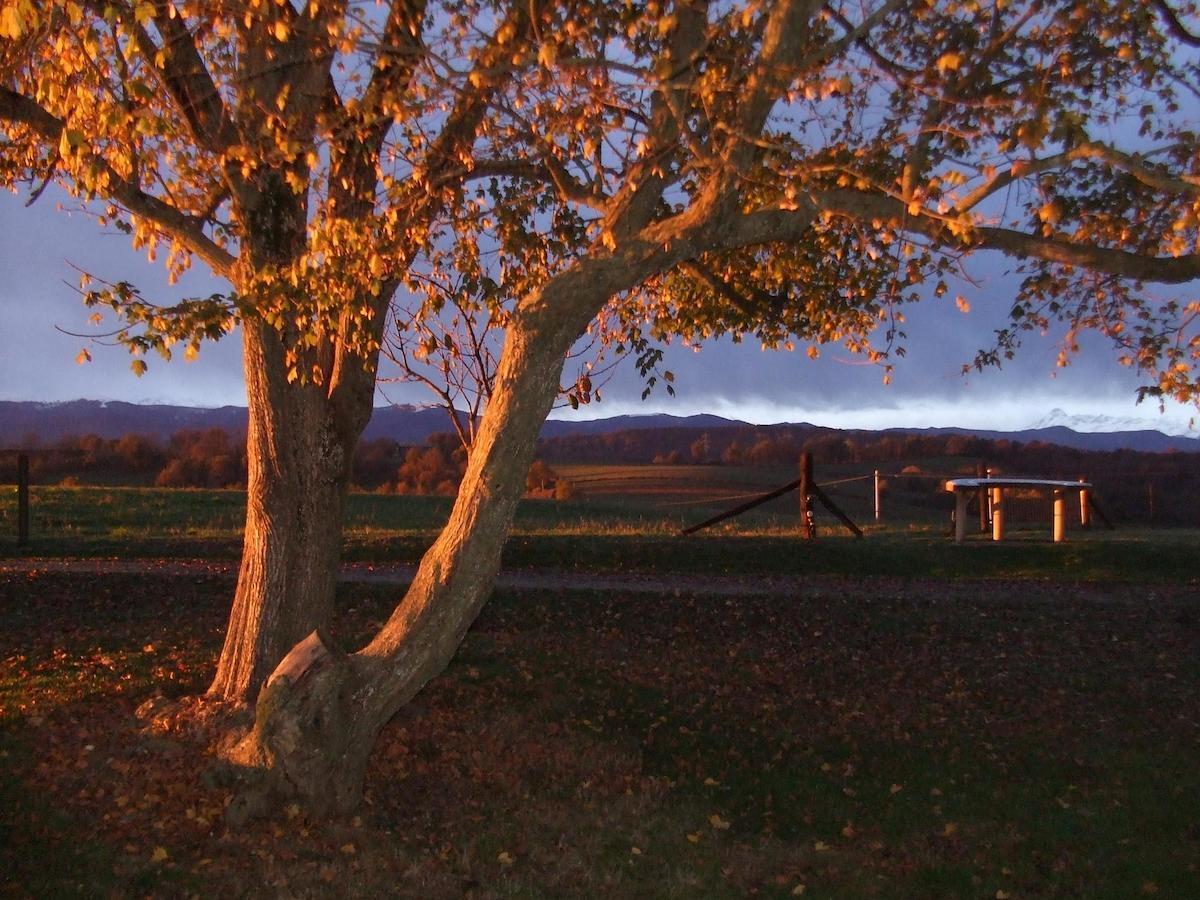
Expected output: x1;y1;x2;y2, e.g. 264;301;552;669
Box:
230;263;622;813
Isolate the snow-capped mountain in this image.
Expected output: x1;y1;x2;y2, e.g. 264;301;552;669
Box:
1031;408;1197;438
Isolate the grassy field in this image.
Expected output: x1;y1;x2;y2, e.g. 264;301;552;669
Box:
2;569;1197;897
1;480;1198;896
2;482;1198;583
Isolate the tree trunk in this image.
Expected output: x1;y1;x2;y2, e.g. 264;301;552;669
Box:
231;267;615;814
207;318;370;702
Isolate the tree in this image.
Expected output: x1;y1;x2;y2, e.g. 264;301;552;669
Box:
1;0;537;704
4;0;1200;816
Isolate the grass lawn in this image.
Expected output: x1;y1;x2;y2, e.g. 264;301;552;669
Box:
1;566;1198;897
2;485;1198;583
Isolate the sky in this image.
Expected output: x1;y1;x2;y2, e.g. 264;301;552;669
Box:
1;189;1197;436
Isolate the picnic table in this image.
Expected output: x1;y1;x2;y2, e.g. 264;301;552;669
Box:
944;477;1093;543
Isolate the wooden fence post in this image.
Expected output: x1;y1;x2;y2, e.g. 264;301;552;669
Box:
799;452;815;539
977;462;989;533
1078;476;1091;528
17;453;29;548
873;469;881;523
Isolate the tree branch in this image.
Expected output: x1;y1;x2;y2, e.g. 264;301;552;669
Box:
806;187;1200;284
957;141;1200;211
1152;0;1200;47
0;87;237;276
118;0;238;154
801;0;909;76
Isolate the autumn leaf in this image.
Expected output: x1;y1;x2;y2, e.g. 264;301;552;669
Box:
936;52;962;72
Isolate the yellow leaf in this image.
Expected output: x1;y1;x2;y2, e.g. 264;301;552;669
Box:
937;52;962;72
76;348;92;365
0;6;25;39
274;19;290;41
792;886;807;896
955;295;971;313
1038;200;1062;225
497;851;514;865
340;842;356;855
686;832;701;844
150;846;169;863
709;814;731;830
814;841;831;852
538;42;557;67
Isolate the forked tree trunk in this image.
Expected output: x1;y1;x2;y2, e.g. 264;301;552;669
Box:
230;267;617;814
208;318;373;702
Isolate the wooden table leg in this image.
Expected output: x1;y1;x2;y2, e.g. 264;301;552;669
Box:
954;490;968;543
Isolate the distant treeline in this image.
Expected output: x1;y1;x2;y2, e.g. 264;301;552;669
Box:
3;423;1197;523
1;429;573;498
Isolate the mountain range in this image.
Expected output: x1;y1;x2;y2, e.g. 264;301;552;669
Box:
1;399;1197;454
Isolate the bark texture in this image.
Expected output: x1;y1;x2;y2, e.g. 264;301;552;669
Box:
207;320;364;701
